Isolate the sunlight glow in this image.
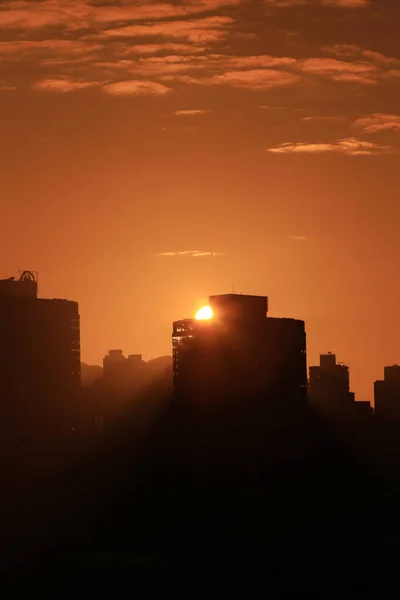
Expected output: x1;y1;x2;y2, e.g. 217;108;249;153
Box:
195;305;213;320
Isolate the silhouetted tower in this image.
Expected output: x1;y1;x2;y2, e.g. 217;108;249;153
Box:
103;349;127;379
0;271;80;436
309;352;355;413
172;294;307;411
374;365;400;420
103;350;146;380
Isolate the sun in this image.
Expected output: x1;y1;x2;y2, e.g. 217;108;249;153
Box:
195;305;213;320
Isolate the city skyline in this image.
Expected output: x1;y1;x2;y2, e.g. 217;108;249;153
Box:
3;268;394;406
1;0;400;402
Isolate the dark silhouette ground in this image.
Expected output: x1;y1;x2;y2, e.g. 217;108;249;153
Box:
3;398;400;595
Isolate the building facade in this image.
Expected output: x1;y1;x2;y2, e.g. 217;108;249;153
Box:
172;294;307;410
309;352;355;413
0;271;80;435
374;365;400;421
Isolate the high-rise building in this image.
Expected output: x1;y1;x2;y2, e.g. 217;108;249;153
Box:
0;271;80;435
309;352;355;413
374;365;400;420
172;294;307;410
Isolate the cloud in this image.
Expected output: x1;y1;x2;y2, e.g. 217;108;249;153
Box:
113;48;398;87
331;73;376;84
256;105;297;110
384;70;400;79
34;77;100;92
288;235;307;240
125;54;208;77
221;55;297;69
324;44;400;66
183;68;301;89
158;250;225;257
173;109;212;115
99;53;299;80
0;2;393;97
0;1;240;31
302;115;345;121
322;0;370;6
301;57;377;83
353;114;400;133
0;39;100;57
127;43;207;56
267;137;394;155
0;83;17;92
265;0;370;6
264;0;309;6
192;251;225;257
94;16;235;43
102;80;171;96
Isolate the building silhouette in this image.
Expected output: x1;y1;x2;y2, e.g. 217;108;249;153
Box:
103;349;146;381
0;271;80;436
374;365;400;421
172;294;307;410
309;352;355;414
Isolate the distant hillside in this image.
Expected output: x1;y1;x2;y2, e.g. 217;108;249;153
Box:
147;355;173;374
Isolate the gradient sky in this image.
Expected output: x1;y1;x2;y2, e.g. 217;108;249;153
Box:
1;0;400;401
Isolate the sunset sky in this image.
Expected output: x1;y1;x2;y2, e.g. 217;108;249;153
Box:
1;0;399;401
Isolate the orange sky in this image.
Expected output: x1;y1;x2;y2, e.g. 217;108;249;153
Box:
1;0;400;401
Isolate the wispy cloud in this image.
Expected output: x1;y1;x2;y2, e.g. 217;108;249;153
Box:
265;0;370;7
0;0;396;97
301;58;378;84
173;68;301;90
158;250;225;257
0;39;100;60
322;0;370;7
353;114;400;133
127;43;207;56
0;1;240;31
102;80;171;96
267;137;394;155
0;83;17;91
173;109;212;115
302;115;345;121
288;235;307;240
92;16;235;43
323;44;400;67
210;69;300;89
34;77;100;92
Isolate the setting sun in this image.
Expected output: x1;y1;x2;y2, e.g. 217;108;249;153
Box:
195;305;213;320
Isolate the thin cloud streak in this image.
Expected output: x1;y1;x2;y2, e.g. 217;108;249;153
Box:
173;109;213;115
91;16;235;43
267;137;395;155
158;250;225;257
34;77;101;92
303;115;345;121
0;1;240;31
353;114;400;133
102;80;171;96
265;0;370;7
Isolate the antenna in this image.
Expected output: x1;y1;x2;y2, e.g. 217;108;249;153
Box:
232;284;235;294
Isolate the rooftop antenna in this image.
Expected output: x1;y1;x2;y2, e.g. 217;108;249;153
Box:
232;284;235;294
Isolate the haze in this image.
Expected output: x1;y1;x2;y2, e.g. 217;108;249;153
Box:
1;0;399;401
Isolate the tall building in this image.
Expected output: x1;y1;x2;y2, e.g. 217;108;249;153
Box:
309;352;355;413
0;271;80;435
374;366;400;420
172;294;307;410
